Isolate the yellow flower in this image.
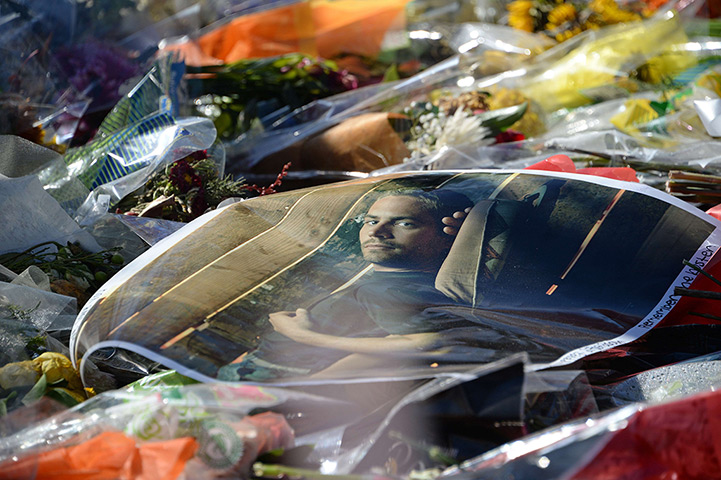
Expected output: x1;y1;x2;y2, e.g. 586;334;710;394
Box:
589;0;641;25
33;353;71;383
32;352;85;393
0;353;88;405
508;0;534;12
548;3;577;26
508;0;536;32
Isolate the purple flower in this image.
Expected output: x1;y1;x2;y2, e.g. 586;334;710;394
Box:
55;40;141;110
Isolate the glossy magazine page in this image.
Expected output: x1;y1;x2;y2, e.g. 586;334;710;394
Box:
70;169;721;384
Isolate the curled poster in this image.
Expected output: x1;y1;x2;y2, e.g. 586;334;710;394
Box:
70;170;721;384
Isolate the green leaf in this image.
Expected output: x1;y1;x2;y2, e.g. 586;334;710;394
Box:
650;100;671;116
382;64;400;83
45;388;82;408
475;102;528;135
387;113;413;139
22;373;47;406
214;112;234;140
0;391;18;416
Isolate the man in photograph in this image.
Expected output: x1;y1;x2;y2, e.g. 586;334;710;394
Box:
219;188;475;380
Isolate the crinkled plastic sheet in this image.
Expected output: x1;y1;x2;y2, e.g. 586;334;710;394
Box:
380;53;721;181
450;22;555;58
119;3;205;62
0;5;89;151
175;0;479;170
211;21;544;169
0;0;178;47
601;350;721;407
70;117;220;226
382;128;721;189
0;282;77;360
0;282;81;416
0;175;101;256
438;404;636;480
441;385;721;479
0;379;302;475
191;0;411;63
0;354;536;477
523;369;599;433
224;53;493;174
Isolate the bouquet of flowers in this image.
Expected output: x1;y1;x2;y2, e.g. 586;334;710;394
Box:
505;0;670;42
185;53;360;143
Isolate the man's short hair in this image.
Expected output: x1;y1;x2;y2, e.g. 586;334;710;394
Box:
375;189;474;226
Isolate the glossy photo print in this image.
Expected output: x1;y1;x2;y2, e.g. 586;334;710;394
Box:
70;170;721;384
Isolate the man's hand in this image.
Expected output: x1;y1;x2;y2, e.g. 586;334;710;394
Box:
268;308;313;339
441;207;472;236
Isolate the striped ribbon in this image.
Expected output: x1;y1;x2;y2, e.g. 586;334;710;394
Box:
65;112;177;189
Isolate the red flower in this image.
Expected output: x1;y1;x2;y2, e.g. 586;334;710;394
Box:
169;159;202;194
190;188;208;215
495;129;525;144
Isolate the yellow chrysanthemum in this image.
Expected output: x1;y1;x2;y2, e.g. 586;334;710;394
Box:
508;0;536;32
508;0;534;13
555;29;578;42
589;0;641;24
548;3;577;26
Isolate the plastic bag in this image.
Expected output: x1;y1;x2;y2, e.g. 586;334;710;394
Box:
0;175;101;256
0;376;358;478
459;387;721;480
225;54;532;175
0;354;538;477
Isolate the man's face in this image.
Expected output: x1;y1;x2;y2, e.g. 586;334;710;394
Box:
359;195;450;272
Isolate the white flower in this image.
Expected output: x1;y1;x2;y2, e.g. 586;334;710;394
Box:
405;107;491;162
435;107;489;147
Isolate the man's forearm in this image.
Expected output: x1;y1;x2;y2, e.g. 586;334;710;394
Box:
283;328;434;353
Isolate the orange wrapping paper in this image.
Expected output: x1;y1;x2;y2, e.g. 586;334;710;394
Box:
0;431;197;480
197;0;410;63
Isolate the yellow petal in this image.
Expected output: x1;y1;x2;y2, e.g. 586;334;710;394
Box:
49;386;87;404
32;352;80;385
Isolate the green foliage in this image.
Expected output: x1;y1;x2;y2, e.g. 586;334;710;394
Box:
0;241;124;291
474;102;529;135
21;373;47;407
187;54;357;141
